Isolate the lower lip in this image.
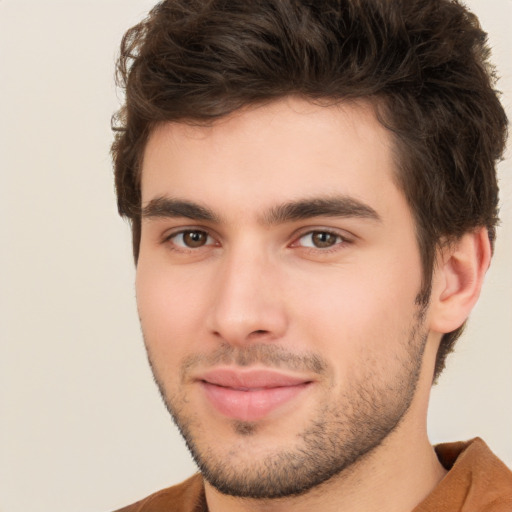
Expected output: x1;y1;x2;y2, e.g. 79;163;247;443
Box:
201;382;310;422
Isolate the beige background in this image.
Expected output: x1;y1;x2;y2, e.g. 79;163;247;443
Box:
1;1;510;511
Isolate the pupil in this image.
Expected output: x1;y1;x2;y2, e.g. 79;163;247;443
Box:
313;232;336;248
185;231;206;247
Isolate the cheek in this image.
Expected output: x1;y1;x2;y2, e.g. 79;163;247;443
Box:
135;262;209;366
289;257;421;364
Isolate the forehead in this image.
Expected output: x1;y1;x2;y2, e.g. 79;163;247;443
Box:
140;97;403;219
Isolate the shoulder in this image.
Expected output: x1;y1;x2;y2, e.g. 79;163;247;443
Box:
414;438;512;512
112;474;205;512
437;438;512;489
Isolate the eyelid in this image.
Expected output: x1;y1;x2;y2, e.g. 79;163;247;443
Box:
161;223;215;239
162;226;219;249
159;224;354;251
290;227;354;249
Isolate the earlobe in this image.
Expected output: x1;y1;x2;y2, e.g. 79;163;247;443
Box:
429;227;491;334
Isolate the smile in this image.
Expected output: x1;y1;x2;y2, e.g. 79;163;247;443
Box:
197;368;313;422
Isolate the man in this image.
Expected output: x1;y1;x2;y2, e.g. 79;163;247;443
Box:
111;0;512;510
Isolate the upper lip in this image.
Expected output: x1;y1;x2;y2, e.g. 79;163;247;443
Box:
196;368;313;389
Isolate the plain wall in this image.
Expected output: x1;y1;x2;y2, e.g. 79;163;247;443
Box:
1;1;510;511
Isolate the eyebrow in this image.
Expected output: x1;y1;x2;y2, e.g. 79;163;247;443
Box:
141;195;381;225
262;196;381;225
142;197;219;222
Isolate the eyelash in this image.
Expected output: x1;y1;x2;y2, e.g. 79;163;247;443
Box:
163;229;217;251
292;230;351;253
162;228;352;254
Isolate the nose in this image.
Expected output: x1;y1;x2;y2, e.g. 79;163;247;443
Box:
206;246;288;346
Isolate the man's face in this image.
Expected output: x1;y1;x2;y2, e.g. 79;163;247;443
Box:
136;98;431;498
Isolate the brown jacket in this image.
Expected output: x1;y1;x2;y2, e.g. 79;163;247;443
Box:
114;438;512;512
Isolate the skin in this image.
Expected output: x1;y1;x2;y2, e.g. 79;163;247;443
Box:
136;97;490;512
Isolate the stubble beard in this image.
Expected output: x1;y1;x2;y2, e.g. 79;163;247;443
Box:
145;310;428;500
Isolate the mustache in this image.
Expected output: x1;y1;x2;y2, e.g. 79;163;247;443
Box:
180;343;328;381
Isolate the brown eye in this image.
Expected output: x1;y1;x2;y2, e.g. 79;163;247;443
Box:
311;232;339;248
172;230;211;248
297;231;343;249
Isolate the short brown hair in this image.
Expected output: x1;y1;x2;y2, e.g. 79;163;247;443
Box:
111;0;508;379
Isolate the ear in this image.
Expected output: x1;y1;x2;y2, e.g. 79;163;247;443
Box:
429;227;492;334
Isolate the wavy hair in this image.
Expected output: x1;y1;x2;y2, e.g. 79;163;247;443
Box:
111;0;508;379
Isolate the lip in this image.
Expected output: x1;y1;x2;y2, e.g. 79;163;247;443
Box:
197;368;313;422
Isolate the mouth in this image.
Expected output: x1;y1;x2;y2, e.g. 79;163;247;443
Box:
197;368;313;422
